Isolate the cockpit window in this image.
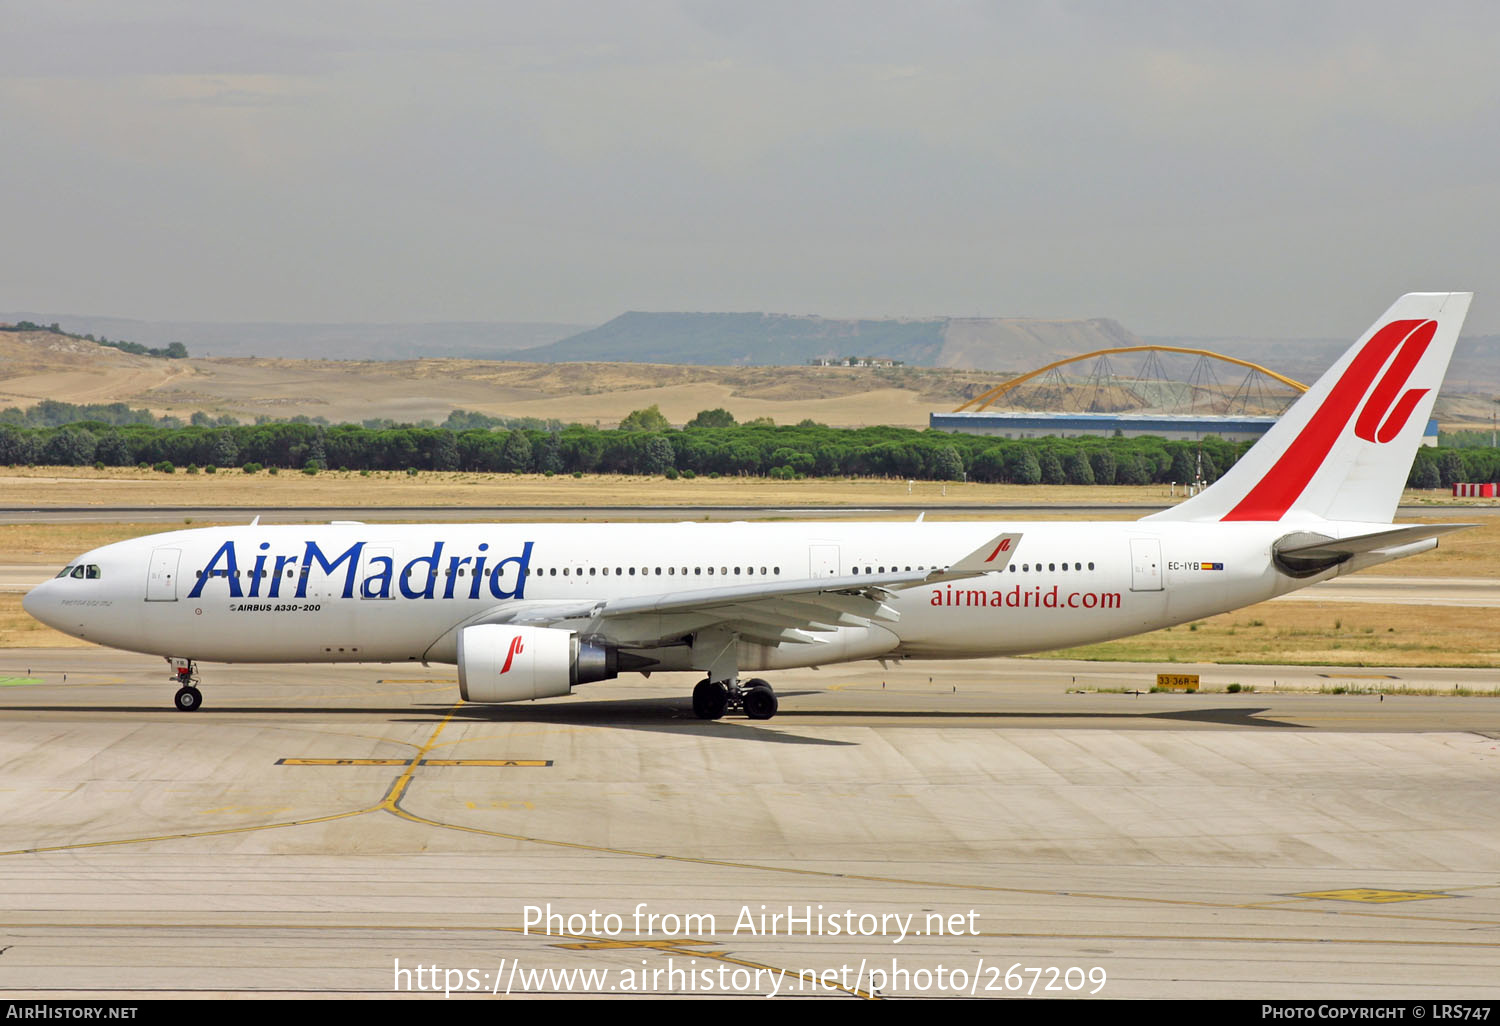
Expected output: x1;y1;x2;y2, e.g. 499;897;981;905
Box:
60;564;101;580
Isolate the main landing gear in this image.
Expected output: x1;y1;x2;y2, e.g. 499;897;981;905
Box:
168;657;201;711
692;677;779;721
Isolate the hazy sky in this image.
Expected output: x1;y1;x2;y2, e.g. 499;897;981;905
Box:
3;1;1498;336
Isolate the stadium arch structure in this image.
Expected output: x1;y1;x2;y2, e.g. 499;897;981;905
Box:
930;345;1438;445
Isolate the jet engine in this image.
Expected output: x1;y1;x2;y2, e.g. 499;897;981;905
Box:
457;624;622;703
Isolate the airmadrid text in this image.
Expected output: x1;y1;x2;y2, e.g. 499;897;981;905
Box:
186;539;534;602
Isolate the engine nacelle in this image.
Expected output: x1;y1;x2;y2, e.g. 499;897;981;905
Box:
457;625;619;703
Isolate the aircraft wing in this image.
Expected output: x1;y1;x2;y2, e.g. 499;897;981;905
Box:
466;531;1021;648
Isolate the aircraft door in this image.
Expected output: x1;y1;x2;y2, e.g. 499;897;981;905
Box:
146;547;181;601
1130;538;1163;592
809;544;840;577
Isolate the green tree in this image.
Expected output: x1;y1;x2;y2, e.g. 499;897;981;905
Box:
618;405;670;432
43;426;97;465
0;425;37;465
687;408;736;428
1038;448;1065;485
1438;449;1466;488
96;430;133;466
642;435;676;475
1006;448;1042;485
1409;452;1440;489
930;445;965;481
1063;450;1095;485
1088;449;1116;485
500;430;533;472
536;432;563;474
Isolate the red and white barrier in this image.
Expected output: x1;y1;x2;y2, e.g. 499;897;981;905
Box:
1452;482;1498;497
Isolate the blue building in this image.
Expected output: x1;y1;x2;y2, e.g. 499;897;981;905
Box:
930;411;1440;446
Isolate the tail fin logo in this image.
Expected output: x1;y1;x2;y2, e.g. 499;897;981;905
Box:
500;635;525;674
1224;318;1438;521
1352;320;1436;443
984;538;1012;562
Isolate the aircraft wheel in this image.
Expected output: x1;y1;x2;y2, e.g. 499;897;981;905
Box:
743;682;778;720
174;686;202;712
692;678;728;720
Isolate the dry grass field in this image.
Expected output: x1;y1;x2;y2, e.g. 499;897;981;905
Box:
1042;602;1500;667
0;465;1493;520
1;471;1496;665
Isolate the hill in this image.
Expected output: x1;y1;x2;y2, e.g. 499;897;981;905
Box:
3;321;1496;432
517;312;1144;369
0;312;588;360
0;328;1016;428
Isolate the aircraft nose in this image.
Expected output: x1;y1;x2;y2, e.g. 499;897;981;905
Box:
22;580;59;628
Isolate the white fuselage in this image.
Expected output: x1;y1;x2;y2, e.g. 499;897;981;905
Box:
22;518;1378;672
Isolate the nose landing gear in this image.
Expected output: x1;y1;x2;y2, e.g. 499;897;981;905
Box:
169;657;202;711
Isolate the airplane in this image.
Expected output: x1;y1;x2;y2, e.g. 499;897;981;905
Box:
22;292;1474;719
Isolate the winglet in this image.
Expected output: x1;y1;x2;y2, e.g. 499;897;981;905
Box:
942;532;1022;575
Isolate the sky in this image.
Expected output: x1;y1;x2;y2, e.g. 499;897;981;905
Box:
3;0;1498;336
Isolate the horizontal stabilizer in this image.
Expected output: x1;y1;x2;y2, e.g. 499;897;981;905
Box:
1274;523;1475;577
